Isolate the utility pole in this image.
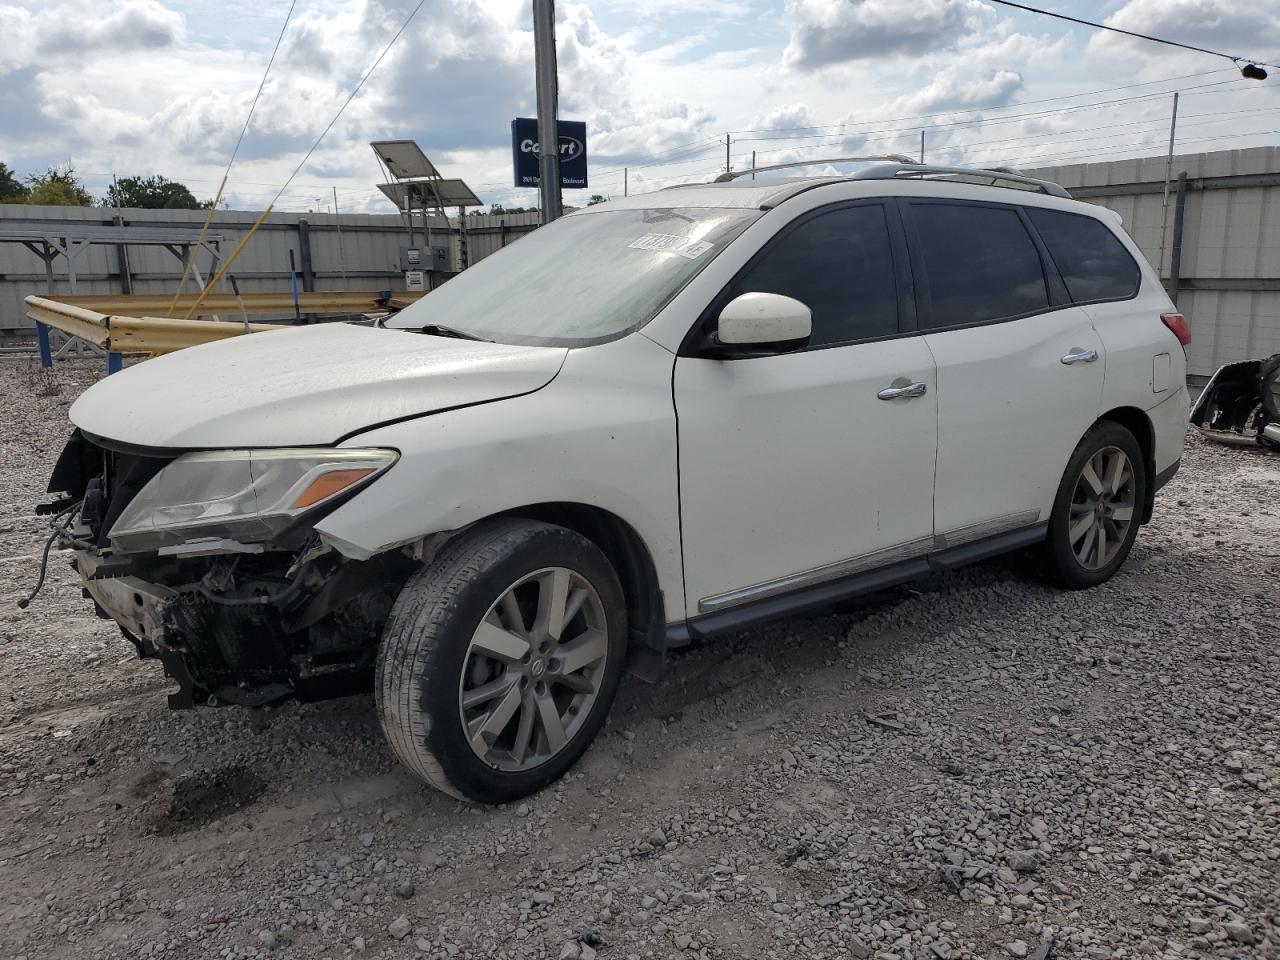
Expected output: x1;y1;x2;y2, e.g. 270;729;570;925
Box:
624;167;628;197
920;130;925;163
533;0;562;222
724;134;731;174
1157;92;1180;278
751;150;756;180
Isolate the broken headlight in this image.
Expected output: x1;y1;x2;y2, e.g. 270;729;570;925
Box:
108;448;397;552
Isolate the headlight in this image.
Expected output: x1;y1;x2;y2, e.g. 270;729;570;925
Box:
108;448;397;552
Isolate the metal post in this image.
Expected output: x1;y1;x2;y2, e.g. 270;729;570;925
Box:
35;323;52;368
112;214;133;294
333;186;348;287
1169;172;1189;305
751;151;756;180
457;206;469;271
1157;92;1180;276
288;249;302;325
624;167;628;197
297;219;315;293
533;0;562;222
920;130;925;164
724;134;731;174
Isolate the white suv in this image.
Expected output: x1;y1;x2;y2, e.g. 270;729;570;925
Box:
41;163;1189;803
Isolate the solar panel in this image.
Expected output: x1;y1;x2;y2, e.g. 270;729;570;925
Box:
377;179;483;208
371;140;438;180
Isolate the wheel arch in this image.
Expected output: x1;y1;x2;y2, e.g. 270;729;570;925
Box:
491;502;668;679
1096;406;1156;523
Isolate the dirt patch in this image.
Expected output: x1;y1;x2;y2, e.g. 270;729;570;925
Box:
147;765;266;835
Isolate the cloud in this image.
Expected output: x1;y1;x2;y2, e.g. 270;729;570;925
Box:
37;0;185;54
890;69;1024;114
1092;0;1280;59
783;0;991;71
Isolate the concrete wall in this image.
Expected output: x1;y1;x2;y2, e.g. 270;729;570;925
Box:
0;205;541;334
1026;147;1280;378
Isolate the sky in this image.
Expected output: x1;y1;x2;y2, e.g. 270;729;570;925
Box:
0;0;1277;213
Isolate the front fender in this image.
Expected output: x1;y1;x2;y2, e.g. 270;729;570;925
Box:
315;335;684;622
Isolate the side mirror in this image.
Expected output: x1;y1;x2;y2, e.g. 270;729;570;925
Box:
712;292;812;356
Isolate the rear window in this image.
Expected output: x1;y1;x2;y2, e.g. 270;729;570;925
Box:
907;203;1049;330
1028;208;1140;303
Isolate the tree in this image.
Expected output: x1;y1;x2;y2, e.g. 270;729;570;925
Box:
481;203;537;216
25;166;94;206
586;194;608;205
104;174;207;210
0;162;27;203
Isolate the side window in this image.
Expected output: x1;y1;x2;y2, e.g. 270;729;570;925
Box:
1028;208;1140;303
728;204;899;347
908;203;1049;330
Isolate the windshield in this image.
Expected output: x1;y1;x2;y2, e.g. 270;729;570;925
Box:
386;207;760;346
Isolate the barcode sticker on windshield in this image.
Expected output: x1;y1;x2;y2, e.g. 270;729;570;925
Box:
628;234;714;259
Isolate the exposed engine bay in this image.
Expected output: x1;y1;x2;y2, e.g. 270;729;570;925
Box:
38;430;414;709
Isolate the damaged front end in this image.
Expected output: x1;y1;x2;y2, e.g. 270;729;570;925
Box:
38;431;414;709
1190;353;1280;451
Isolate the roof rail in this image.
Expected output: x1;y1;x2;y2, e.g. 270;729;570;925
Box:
852;163;1072;199
713;155;918;183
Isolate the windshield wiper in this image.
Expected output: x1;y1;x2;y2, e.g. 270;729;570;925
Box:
417;323;491;342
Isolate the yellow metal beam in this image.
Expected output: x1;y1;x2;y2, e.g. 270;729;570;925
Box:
108;317;280;355
24;296;110;347
25;296;280;356
56;290;425;318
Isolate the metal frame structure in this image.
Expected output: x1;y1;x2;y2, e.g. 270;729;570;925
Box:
0;221;224;371
372;141;483;279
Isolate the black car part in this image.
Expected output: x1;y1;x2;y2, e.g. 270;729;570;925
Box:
1190;353;1280;448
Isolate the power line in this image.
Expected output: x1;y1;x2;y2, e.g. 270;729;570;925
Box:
728;68;1230;138
269;0;428;207
227;0;297;173
731;77;1249;144
983;1;1277;71
742;103;1280;163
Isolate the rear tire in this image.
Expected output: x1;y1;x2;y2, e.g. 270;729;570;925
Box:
376;519;626;803
1041;421;1146;590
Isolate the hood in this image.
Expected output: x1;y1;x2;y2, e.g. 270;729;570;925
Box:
70;323;568;449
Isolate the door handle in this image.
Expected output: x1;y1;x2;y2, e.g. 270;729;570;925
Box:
877;381;928;401
1061;349;1099;365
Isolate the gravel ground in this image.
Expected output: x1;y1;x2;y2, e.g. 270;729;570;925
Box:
0;359;1277;960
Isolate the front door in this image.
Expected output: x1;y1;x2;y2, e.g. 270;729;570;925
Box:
900;199;1105;542
674;202;938;618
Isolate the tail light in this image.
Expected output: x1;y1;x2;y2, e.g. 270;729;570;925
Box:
1161;312;1191;348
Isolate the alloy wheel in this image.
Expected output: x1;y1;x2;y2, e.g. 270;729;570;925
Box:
458;567;609;772
1068;445;1137;570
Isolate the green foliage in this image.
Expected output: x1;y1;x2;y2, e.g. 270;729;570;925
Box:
481;203;538;216
0;162;27;203
24;166;94;206
104;174;207;210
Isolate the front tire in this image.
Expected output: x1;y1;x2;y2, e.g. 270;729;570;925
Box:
1041;421;1146;590
376;519;627;803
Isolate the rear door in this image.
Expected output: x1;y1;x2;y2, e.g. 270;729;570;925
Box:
900;199;1105;544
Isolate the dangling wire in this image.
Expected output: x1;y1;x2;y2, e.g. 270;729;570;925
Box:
182;0;429;321
269;0;428;208
167;0;298;316
18;500;85;610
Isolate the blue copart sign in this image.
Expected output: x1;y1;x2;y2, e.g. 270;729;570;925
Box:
511;118;588;189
